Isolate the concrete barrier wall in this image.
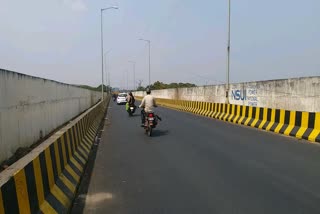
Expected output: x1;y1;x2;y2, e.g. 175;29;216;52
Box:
0;97;109;214
0;69;100;162
134;76;320;112
137;97;320;143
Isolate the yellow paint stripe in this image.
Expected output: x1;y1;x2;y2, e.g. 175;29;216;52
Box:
14;169;31;214
85;132;94;143
238;106;246;124
66;131;73;158
296;112;309;138
54;141;62;176
77;147;89;161
244;106;253;125
33;157;45;205
0;188;5;214
213;104;219;118
70;158;83;172
85;130;94;141
70;129;76;153
65;165;80;182
223;105;230;121
40;201;58;214
232;105;241;123
45;148;55;189
61;136;68;168
60;174;76;193
73;126;79;149
284;111;296;136
309;113;320;141
251;107;260;127
78;144;89;156
80;140;90;152
51;185;71;208
74;152;86;165
258;108;268;129
266;109;276;131
275;109;285;133
83;138;92;148
88;128;95;138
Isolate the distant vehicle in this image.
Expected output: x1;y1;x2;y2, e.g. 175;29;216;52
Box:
117;93;127;105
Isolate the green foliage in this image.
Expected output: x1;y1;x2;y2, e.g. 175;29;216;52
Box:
148;81;196;90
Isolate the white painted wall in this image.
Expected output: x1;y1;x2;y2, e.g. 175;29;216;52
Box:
134;76;320;112
0;69;100;162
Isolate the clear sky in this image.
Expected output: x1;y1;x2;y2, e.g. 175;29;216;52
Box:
0;0;319;88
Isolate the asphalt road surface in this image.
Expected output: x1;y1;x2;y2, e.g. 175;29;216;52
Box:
71;101;320;214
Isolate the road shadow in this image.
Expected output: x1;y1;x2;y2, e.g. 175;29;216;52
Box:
151;129;170;137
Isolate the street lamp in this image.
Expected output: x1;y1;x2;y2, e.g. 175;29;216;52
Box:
139;38;151;87
104;50;111;93
226;0;231;103
101;6;118;101
128;61;136;90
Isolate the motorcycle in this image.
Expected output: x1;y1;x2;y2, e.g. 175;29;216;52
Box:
126;103;136;116
143;112;158;136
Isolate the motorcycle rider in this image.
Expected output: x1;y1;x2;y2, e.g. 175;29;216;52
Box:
126;92;135;106
139;88;161;126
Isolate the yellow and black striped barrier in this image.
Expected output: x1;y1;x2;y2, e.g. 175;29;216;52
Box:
135;96;320;143
0;97;110;214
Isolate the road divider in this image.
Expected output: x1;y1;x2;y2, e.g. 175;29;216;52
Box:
0;97;110;214
135;97;320;143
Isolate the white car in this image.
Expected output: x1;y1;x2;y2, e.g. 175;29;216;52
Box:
117;93;127;105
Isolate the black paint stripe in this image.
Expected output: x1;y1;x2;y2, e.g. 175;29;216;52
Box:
39;151;50;197
316;134;320;143
81;140;91;151
63;133;70;163
302;128;313;140
68;160;82;176
49;144;59;181
75;148;87;162
270;123;279;132
259;108;264;120
295;111;302;126
254;120;262;128
77;144;90;158
68;129;75;155
46;193;67;214
252;107;257;119
247;118;255;126
262;121;270;130
262;109;272;129
57;138;65;171
289;126;300;136
77;123;82;144
308;112;315;128
80;120;84;139
62;170;77;186
284;110;290;124
267;108;272;121
72;126;78;149
73;154;85;167
1;178;19;214
279;124;289;134
56;179;73;200
245;106;249;117
275;109;280;123
25;161;39;213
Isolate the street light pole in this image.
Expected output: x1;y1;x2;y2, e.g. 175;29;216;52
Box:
139;38;151;87
100;6;118;101
128;61;136;90
226;0;231;103
105;50;111;94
